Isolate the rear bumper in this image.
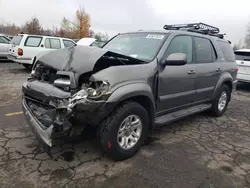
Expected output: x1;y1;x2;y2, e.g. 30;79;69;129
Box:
7;55;32;64
237;73;250;83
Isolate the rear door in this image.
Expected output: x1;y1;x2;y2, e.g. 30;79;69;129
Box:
234;50;250;82
0;36;10;57
193;36;220;102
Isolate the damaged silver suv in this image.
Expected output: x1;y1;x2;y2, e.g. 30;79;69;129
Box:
22;23;238;160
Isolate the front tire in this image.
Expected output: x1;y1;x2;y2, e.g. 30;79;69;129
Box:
98;102;149;161
210;84;230;117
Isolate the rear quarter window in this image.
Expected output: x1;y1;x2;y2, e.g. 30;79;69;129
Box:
217;41;235;62
25;36;42;47
63;39;76;47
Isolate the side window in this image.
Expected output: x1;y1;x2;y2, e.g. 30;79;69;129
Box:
44;38;61;49
166;35;193;64
217;41;235;62
194;37;217;63
25;37;42;47
45;38;50;48
63;40;75;47
0;36;10;44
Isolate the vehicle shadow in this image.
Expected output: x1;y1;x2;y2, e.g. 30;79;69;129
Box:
236;82;250;92
8;66;31;74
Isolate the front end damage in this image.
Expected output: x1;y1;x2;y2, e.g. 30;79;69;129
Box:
22;79;112;147
22;45;147;148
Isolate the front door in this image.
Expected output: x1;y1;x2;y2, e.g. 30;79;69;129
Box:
157;35;196;115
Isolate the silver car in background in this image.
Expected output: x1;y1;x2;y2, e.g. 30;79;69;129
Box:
0;34;11;60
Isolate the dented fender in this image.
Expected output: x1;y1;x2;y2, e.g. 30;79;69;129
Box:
106;83;156;113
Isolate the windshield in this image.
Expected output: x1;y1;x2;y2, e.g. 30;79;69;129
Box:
103;33;168;62
10;35;23;45
235;51;250;61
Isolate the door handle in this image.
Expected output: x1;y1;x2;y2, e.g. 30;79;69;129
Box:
216;68;221;72
187;70;195;75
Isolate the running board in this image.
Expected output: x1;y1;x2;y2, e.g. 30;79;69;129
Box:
154;104;212;127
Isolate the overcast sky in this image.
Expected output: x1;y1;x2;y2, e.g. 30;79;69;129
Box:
0;0;249;44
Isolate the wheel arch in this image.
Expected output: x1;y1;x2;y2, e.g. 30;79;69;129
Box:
107;83;156;129
212;73;233;101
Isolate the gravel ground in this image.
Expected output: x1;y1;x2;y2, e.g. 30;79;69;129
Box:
1;62;250;188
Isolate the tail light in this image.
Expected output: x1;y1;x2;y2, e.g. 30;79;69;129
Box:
18;48;23;56
236;66;239;72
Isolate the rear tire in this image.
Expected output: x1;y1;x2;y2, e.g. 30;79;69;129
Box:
210;84;230;117
98;102;149;161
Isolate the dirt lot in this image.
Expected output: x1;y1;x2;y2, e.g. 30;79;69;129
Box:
1;62;250;188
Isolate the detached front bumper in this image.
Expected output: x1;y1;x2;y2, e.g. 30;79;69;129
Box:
22;80;116;147
22;98;54;147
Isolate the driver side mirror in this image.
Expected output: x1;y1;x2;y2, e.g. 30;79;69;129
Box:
161;53;187;66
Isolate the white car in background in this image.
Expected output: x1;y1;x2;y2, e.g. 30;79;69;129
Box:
8;34;76;69
77;37;106;48
76;37;96;46
235;49;250;83
0;34;11;60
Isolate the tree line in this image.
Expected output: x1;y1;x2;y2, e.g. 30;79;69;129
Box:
0;6;109;41
232;20;250;50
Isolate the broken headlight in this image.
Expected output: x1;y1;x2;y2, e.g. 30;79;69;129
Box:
83;81;111;100
68;81;110;109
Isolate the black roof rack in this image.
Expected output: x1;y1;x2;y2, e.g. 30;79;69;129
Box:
163;22;224;39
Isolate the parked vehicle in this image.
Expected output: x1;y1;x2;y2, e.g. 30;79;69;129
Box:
235;49;250;83
76;37;96;46
22;23;237;160
7;34;76;69
0;34;11;60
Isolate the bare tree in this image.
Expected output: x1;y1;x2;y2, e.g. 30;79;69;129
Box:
245;20;250;48
94;32;109;41
60;6;91;38
24;17;42;34
0;23;21;35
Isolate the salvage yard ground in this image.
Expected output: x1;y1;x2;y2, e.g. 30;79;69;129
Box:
1;62;250;188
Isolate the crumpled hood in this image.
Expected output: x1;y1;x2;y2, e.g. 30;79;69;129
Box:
37;46;108;73
37;46;144;74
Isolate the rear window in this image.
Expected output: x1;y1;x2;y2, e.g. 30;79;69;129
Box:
25;36;42;47
10;35;23;45
217;41;235;62
234;51;250;61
